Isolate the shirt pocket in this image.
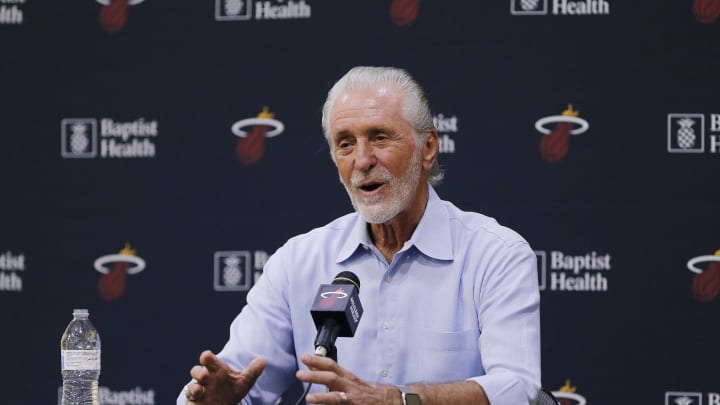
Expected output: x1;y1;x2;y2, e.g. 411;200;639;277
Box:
414;328;483;381
419;328;480;352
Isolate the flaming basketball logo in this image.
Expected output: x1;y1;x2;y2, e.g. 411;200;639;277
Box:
232;106;285;166
687;249;720;302
694;0;720;23
535;104;590;163
94;243;146;301
389;0;419;26
553;379;587;405
319;288;348;309
97;0;144;33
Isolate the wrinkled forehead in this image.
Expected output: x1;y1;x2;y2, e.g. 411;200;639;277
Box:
330;85;406;125
334;84;401;109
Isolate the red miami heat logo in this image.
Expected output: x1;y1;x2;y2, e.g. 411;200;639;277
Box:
97;0;144;33
389;0;419;26
694;0;720;23
553;379;587;405
232;106;285;166
535;104;590;163
94;243;146;301
687;249;720;302
319;288;348;309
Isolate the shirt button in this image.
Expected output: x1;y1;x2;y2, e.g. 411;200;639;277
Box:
381;369;389;377
385;275;392;283
382;321;390;330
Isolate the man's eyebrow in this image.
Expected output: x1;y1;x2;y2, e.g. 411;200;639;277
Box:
333;126;392;140
333;130;352;141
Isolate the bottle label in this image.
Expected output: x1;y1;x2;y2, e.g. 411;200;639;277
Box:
61;350;101;370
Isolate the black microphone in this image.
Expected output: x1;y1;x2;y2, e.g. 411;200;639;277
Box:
310;271;363;360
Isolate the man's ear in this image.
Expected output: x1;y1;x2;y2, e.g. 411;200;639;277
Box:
422;130;439;171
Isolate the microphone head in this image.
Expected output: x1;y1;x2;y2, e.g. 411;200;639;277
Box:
311;271;363;338
332;271;360;291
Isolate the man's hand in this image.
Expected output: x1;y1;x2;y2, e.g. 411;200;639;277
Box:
185;350;266;404
296;354;400;405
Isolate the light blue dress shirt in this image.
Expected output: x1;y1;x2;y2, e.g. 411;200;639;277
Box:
178;186;541;404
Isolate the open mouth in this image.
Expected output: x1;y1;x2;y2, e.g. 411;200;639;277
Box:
360;182;383;192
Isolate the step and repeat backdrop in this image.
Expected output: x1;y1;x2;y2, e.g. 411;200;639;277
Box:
1;1;718;404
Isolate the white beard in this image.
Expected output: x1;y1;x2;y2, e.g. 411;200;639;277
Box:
341;147;423;224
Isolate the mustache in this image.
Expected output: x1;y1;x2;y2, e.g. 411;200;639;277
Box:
349;168;393;188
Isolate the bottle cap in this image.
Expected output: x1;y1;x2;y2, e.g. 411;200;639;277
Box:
73;308;89;317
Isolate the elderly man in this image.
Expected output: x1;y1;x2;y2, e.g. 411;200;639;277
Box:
179;66;540;405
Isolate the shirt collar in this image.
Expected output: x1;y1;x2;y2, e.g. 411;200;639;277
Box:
410;186;453;261
336;185;453;263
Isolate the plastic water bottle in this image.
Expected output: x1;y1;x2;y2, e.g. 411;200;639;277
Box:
61;309;101;405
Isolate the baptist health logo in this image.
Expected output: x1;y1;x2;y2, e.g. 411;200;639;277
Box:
215;0;311;21
57;386;156;405
667;113;720;154
536;250;611;292
511;0;609;15
0;0;24;24
214;250;269;292
665;391;720;405
0;250;25;292
61;118;158;159
433;113;459;154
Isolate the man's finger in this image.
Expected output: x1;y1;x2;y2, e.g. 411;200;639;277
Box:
300;353;340;372
305;391;349;404
296;369;342;387
190;364;209;382
244;357;266;382
185;382;206;402
199;350;225;372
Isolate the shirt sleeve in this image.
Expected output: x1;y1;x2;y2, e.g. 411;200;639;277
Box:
469;241;541;403
176;247;298;405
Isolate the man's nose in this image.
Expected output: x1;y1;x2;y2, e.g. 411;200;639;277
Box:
354;140;376;171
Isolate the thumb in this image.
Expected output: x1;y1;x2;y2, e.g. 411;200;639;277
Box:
244;357;266;382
